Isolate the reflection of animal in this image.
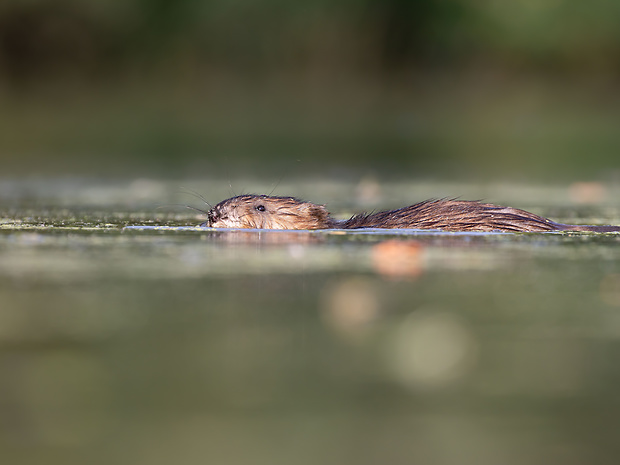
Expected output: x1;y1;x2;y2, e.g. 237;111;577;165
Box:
203;194;620;233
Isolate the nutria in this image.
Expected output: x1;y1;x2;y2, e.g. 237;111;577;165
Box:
201;194;620;233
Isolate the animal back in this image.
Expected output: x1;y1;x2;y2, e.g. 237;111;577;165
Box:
340;199;558;232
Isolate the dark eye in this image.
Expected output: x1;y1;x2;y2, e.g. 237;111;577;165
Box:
255;205;266;212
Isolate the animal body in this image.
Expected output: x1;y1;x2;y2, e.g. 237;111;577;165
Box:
202;194;620;233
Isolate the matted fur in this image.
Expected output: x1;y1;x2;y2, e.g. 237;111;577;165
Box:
206;195;331;230
340;199;558;232
204;195;620;233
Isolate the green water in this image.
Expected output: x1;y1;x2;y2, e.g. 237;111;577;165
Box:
2;178;620;465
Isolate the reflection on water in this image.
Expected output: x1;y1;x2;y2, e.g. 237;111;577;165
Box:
386;310;479;390
2;181;620;464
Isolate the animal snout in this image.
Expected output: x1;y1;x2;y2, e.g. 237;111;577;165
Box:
205;207;229;225
207;209;218;224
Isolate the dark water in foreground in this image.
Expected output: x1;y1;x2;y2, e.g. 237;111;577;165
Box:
2;179;620;465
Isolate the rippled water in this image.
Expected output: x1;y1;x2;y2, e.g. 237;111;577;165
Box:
2;178;620;465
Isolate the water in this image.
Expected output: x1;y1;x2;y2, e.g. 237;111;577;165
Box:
1;178;620;465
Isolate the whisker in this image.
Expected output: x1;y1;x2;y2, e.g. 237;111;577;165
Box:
157;203;210;215
184;205;210;215
179;187;213;208
268;175;283;196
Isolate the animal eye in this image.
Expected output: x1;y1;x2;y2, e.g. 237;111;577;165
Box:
255;205;266;212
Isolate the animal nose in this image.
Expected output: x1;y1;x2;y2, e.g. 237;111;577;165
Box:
207;209;218;224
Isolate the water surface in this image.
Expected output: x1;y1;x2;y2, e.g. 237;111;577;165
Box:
1;178;620;465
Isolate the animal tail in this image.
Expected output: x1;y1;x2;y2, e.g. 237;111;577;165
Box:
554;223;620;233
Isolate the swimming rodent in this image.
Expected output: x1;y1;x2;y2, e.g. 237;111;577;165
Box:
202;194;620;233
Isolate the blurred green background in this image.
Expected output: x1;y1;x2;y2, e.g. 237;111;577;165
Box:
4;4;620;464
1;0;620;181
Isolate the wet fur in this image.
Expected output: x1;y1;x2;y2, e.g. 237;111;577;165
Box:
206;195;331;230
340;199;558;232
204;195;620;233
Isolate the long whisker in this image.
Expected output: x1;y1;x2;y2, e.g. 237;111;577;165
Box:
157;204;210;215
268;175;283;196
183;205;210;215
179;187;213;208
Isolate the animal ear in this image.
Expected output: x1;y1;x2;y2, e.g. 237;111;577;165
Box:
308;204;330;224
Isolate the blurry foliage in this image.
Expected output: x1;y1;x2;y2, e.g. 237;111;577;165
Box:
1;0;619;84
0;0;619;179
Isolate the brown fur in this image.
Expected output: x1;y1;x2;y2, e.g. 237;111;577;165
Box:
340;199;559;232
203;195;620;233
205;195;331;230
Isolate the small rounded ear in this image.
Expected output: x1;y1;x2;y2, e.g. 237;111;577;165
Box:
307;204;330;227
